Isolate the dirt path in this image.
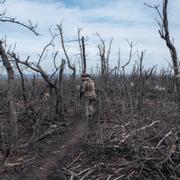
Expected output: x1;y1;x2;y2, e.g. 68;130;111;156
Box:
25;117;90;180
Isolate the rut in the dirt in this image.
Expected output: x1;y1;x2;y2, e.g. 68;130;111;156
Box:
26;117;93;180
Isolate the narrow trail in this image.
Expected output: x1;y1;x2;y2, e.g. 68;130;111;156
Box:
26;117;90;180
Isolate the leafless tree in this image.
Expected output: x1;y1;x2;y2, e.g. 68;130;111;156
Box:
97;33;113;78
15;57;27;107
137;51;145;111
57;24;76;80
117;49;121;76
0;40;17;147
121;40;135;77
145;0;180;104
78;29;87;74
81;36;87;74
56;59;66;116
136;51;157;111
78;28;83;73
8;41;66;120
0;6;39;148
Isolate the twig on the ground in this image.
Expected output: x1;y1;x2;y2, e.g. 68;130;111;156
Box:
80;169;95;180
63;168;80;179
156;130;172;147
67;151;84;168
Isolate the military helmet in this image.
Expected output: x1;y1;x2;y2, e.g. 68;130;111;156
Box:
81;73;90;78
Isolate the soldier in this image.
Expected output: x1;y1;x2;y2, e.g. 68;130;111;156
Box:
80;73;96;118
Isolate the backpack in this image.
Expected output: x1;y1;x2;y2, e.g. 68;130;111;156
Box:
86;79;94;92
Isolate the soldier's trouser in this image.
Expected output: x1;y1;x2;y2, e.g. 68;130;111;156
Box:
88;97;96;116
82;97;95;118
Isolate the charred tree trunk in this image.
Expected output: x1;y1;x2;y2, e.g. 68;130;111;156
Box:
55;59;65;117
97;33;112;83
0;41;17;147
81;36;86;74
161;0;180;103
15;59;27;107
78;29;83;74
145;0;180;104
57;24;76;81
138;52;144;112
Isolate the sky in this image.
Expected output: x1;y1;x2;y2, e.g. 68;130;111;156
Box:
0;0;180;74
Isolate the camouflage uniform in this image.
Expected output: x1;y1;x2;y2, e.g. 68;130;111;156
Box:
80;76;96;118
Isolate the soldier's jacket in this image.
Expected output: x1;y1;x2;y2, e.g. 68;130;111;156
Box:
80;78;96;98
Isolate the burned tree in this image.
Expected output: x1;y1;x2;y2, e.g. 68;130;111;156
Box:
0;2;40;163
57;24;76;80
136;51;156;111
15;57;27;107
81;36;87;74
97;33;113;78
0;40;17;147
121;40;135;77
145;0;180;104
56;59;66;116
78;29;87;74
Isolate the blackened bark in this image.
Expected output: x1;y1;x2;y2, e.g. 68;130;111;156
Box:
161;0;180;103
0;41;17;146
81;36;86;74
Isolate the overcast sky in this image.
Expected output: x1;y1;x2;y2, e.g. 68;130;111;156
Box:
0;0;180;73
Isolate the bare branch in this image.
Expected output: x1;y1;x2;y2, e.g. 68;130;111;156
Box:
9;53;56;89
144;3;163;21
37;34;57;66
0;16;39;36
0;3;39;35
122;41;135;70
57;23;76;78
106;37;113;66
144;65;157;79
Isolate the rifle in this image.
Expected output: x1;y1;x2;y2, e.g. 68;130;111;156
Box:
80;91;84;103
